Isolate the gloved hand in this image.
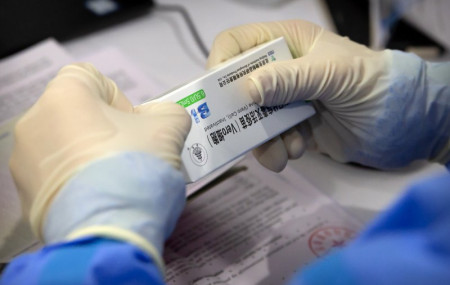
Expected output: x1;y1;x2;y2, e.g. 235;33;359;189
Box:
207;20;450;171
9;63;191;271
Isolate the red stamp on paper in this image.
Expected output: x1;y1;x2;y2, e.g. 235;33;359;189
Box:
308;226;356;257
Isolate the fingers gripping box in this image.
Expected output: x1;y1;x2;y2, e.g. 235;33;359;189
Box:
147;37;315;183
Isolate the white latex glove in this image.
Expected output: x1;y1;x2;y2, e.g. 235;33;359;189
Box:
207;20;450;171
9;63;191;269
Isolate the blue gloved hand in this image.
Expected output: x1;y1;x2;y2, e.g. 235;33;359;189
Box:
207;20;450;171
290;172;450;285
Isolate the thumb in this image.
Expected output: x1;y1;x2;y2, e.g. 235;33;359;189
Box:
246;55;347;106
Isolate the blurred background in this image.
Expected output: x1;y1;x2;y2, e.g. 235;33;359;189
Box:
1;0;449;61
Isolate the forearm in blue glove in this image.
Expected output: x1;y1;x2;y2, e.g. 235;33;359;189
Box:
1;237;164;285
2;152;186;284
289;172;450;285
45;152;186;272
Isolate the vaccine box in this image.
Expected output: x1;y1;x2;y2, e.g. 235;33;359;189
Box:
146;37;315;183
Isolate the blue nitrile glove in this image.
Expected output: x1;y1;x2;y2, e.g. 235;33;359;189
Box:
207;20;450;171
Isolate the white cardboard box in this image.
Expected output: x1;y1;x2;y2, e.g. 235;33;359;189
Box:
146;38;315;183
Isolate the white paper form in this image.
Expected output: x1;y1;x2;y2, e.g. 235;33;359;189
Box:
77;47;166;105
163;155;362;285
0;39;74;261
0;39;74;125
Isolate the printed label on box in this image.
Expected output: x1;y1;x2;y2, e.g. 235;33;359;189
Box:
145;38;315;182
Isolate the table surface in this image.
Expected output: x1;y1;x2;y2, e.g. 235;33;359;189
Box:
62;0;446;224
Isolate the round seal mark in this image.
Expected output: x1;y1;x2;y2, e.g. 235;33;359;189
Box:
308;226;356;257
188;143;208;166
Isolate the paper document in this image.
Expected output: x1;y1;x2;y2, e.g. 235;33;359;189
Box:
77;47;166;105
0;39;74;125
164;155;362;284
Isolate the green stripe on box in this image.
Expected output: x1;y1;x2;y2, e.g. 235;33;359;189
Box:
177;89;206;107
